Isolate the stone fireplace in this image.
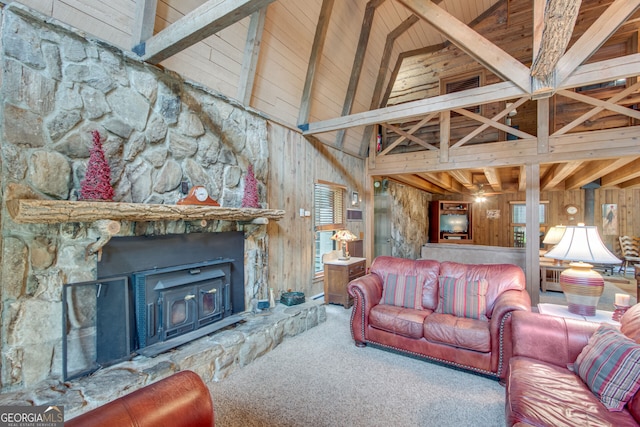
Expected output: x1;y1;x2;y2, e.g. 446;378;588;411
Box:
62;232;247;381
0;4;279;393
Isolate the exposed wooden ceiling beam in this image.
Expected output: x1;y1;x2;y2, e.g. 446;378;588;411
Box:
303;81;525;134
541;161;582;190
135;0;276;63
418;172;464;193
335;0;386;149
483;168;502;192
561;53;640;90
368;126;640;175
532;0;545;62
237;8;267;106
397;0;531;92
564;158;636;190
298;0;335;126
518;166;526;192
390;174;447;194
600;157;640;187
556;0;640;85
304;54;640;135
132;0;158;48
447;169;474;189
619;175;640;188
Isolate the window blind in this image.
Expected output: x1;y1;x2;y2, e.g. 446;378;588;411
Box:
314;183;344;231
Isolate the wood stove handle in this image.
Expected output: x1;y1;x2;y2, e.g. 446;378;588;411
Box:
203;288;217;294
184;294;196;301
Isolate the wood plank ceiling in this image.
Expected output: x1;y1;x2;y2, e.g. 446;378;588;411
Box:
46;0;640;198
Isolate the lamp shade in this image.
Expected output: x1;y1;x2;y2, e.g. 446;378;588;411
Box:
542;225;566;245
331;229;358;260
331;229;358;242
544;225;620;264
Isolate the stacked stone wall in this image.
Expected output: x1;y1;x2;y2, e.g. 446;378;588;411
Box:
0;4;271;391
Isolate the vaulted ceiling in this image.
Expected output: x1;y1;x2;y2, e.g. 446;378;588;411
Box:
14;0;640;197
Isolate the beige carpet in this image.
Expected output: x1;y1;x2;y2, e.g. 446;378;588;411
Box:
208;303;505;427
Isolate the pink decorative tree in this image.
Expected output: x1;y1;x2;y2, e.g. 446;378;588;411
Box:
241;164;260;208
79;130;114;201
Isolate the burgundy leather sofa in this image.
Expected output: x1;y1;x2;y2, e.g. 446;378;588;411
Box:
506;305;640;426
65;370;214;427
347;256;531;379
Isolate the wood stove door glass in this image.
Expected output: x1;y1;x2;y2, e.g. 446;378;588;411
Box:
162;286;197;340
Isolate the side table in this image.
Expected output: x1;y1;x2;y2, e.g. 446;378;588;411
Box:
323;257;366;308
537;303;619;326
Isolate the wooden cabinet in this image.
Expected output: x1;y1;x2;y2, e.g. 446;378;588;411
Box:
323;257;366;308
429;200;473;243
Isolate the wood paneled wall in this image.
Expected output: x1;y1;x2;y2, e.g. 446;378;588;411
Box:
267;124;366;299
466;188;640;255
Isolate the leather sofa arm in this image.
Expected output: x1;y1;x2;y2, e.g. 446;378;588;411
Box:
348;273;383;344
489;289;532;378
65;370;214;427
511;310;598;368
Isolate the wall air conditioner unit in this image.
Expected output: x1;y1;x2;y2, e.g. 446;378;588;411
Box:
347;209;363;221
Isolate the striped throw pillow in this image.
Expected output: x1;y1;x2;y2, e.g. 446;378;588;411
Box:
436;276;488;321
379;273;422;309
574;324;640;411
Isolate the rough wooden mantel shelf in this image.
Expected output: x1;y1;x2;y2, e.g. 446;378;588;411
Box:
6;199;286;224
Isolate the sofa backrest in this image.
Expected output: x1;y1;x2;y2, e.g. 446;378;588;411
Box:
438;261;526;316
370;256;526;315
370;256;441;310
621;303;640;343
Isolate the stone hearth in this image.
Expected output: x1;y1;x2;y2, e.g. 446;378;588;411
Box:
0;301;325;420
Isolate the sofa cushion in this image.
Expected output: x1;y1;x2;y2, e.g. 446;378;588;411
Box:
380;273;423;309
439;261;525;317
574;324;640;411
369;304;430;339
370;257;441;310
423;313;490;352
435;276;488;321
507;357;637;427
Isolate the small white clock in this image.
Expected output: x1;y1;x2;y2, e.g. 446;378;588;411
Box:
194;186;209;202
176;185;219;206
565;205;578;215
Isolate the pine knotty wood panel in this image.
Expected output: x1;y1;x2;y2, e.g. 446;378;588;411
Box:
469;188;640;251
267;125;366;299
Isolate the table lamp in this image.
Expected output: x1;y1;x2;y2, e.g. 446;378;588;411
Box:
542;225;566;265
544;225;620;316
331;229;358;260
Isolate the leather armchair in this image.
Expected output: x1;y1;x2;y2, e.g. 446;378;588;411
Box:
65;370;214;427
506;306;640;426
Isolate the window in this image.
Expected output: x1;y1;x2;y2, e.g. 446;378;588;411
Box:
314;182;345;274
441;73;482;116
510;202;548;248
575;78;626;93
